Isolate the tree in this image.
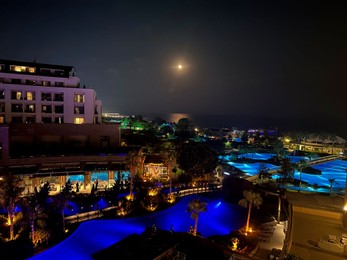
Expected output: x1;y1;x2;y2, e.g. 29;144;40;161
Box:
176;141;218;178
187;198;208;235
238;190;263;233
279;158;294;182
126;149;146;199
0;174;25;240
175;118;195;139
22;196;48;245
273;139;284;158
294;160;309;192
328;178;336;197
258;163;271;182
55;179;72;233
164;149;176;196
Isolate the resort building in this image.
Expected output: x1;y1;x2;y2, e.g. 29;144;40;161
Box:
0;59;101;124
0;59;125;194
284;133;346;155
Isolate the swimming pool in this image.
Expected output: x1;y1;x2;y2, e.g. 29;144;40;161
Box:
220;153;312;163
227;155;347;193
29;195;246;260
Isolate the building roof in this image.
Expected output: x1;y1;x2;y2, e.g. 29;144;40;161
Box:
305;133;346;145
0;58;75;78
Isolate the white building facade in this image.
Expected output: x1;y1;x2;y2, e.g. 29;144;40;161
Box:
0;59;102;125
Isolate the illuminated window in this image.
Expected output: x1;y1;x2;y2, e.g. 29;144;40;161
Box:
11;104;23;112
11;91;22;100
74;94;85;103
25;116;35;123
54;117;64;124
26;104;35;113
0;64;4;71
26;92;34;101
42;105;52;113
10;65;36;73
74;117;84;124
0;116;4;124
74;106;84;114
42;81;51;86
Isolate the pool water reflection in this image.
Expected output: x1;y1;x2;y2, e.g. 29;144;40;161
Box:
225;153;347;193
29;195;246;260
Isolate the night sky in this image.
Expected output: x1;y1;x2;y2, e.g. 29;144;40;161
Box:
1;1;346;135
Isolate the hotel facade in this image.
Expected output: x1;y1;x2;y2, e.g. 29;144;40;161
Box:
0;59;124;194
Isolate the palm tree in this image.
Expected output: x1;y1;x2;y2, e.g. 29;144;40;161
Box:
328;178;336;197
22;196;48;245
164;149;176;195
0;174;25;240
126;149;146;199
258;163;270;183
55;179;72;233
238;190;263;233
295;160;309;192
187;198;208;236
279;158;294;183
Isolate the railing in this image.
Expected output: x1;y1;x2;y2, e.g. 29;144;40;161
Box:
64;185;222;224
65;205;118;224
177;185;222;197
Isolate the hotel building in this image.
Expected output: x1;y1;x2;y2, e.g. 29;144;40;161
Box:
0;59;125;194
0;59;101;124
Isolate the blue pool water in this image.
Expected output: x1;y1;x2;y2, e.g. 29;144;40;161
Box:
29;195;246;260
227;162;280;176
226;153;347;193
220;153;312;163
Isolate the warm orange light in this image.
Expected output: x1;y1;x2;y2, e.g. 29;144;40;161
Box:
178;64;182;70
126;194;134;201
148;188;158;196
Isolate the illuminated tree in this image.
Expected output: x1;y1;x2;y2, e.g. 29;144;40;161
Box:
126;149;146;199
0;174;25;240
22;196;48;245
187;198;208;235
238;190;263;233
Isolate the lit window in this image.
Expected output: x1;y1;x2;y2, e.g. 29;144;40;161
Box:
10;65;36;73
16;92;22;100
74;117;84;124
0;116;4;124
74;94;85;103
26;92;34;101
